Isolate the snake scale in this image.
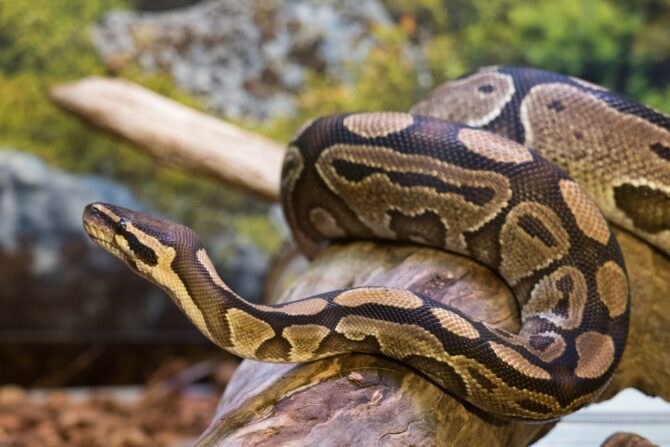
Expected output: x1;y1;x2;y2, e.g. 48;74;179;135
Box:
83;67;670;421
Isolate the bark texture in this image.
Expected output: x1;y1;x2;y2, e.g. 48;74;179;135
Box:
601;432;658;447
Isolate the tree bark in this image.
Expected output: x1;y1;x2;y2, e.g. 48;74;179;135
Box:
50;78;284;201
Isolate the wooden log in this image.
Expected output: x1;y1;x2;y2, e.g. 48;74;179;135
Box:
601;432;657;447
200;229;670;447
49;78;284;201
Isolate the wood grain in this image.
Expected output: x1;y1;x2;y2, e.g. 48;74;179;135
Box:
50;77;284;201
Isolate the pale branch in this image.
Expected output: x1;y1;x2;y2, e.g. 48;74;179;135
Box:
50;77;284;201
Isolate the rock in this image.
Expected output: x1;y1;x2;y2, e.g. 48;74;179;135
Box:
92;0;391;121
0;150;266;342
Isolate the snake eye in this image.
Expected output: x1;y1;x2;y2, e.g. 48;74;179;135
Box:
116;217;129;230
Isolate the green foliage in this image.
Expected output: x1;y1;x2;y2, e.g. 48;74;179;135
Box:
0;0;277;260
383;0;670;102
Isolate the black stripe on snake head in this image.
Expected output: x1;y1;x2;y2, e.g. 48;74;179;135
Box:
115;219;158;266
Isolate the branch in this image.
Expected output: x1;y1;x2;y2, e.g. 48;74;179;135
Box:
50;77;284;201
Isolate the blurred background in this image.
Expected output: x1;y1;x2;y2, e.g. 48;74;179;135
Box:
1;0;669;445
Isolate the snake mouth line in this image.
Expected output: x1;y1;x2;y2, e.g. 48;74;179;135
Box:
83;222;127;262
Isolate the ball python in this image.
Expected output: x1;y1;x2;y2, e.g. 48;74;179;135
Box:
83;67;670;422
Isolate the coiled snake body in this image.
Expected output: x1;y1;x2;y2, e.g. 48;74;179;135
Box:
83;67;670;421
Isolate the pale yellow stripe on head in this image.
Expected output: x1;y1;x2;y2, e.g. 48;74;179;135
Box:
196;248;233;293
575;331;615;379
334;288;424;309
343;112;414;138
559;180;610;245
91;203;121;223
256;298;328;316
121;223;214;343
282;324;330;361
488;342;551;380
226;308;275;358
595;261;628;318
459;128;533;164
431;308;480;339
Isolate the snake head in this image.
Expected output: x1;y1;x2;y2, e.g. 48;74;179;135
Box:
83;202;201;282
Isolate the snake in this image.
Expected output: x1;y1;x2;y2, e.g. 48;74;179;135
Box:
82;67;670;422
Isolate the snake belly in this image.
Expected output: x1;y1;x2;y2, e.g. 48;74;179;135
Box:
82;67;670;422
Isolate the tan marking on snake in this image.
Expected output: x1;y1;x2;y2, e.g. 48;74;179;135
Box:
336;315;448;361
226;308;275;358
488;342;552;380
197;248;234;293
411;70;515;127
524;266;588;329
596;261;628;318
317;144;511;252
334;288;424;309
459;128;533;164
283;324;331;361
575;331;615;379
309;207;346;238
257;298;329;316
500;201;571;284
529;332;566;363
520;82;670;255
431;308;480;339
117;223;215;344
461;360;594;418
343;112;414;138
559;180;611;245
503;331;567;363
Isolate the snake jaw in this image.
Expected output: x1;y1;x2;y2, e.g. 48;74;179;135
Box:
83;203;133;266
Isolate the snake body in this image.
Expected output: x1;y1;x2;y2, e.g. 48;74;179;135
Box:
83;67;670;422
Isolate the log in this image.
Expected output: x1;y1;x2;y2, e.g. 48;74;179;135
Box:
601;432;657;447
200;229;670;447
50;78;284;201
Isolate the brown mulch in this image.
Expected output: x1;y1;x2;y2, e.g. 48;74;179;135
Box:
0;359;238;447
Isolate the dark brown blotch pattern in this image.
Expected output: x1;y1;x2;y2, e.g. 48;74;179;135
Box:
614;183;670;234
